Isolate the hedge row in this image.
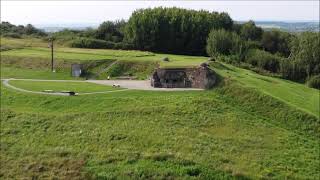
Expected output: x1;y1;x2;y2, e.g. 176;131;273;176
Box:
70;38;134;50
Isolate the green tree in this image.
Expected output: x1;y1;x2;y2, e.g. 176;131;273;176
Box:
240;20;263;41
206;29;246;59
124;7;233;55
261;30;292;57
290;32;320;78
95;20;126;42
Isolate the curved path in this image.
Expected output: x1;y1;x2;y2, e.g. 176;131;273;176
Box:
1;79;129;96
1;78;202;96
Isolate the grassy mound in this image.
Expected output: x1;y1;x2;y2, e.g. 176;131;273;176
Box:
210;62;320;118
104;60;157;80
1;77;319;179
1;55;156;80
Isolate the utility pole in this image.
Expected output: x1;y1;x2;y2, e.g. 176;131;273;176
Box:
49;37;54;72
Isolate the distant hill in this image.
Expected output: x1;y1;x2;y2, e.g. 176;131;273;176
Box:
38;21;319;33
35;23;99;32
254;21;319;32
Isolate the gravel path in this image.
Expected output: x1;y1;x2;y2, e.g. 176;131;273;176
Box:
2;79;70;96
1;78;202;96
87;80;203;91
1;79;129;96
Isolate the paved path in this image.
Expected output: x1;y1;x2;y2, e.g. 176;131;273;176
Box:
2;79;71;96
1;78;202;96
1;79;129;96
87;80;203;91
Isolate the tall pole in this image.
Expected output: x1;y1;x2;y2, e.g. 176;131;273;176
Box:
51;39;54;72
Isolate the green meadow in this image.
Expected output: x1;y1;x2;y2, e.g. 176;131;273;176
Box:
1;37;319;179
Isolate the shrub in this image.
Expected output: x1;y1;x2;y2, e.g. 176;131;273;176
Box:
217;55;241;65
113;42;134;50
70;38;134;50
70;38;115;49
307;75;320;89
3;32;21;38
162;57;169;62
245;49;280;73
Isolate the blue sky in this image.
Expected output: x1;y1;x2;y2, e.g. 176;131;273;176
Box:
1;1;319;26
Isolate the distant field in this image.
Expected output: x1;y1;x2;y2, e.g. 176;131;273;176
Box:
8;80;120;93
211;62;320;117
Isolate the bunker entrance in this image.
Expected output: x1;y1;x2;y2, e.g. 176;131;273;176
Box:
151;64;217;89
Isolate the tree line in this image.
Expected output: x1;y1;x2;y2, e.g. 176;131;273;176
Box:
0;22;46;38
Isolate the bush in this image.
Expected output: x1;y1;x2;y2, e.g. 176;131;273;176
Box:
70;38;115;49
3;32;21;38
307;75;320;89
245;49;280;73
113;42;134;50
70;38;134;50
217;55;241;65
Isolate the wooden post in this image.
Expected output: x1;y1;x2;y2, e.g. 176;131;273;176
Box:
51;39;54;72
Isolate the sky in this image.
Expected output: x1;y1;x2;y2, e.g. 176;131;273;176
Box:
1;1;319;26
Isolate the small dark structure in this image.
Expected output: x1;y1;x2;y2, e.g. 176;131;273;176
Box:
71;64;83;77
151;63;216;89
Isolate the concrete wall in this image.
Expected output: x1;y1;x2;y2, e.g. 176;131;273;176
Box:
151;66;216;89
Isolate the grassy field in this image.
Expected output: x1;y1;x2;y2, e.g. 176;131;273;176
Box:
1;81;319;179
1;47;207;67
1;37;208;68
211;62;320;117
1;66;81;80
1;37;320;179
8;80;121;93
0;37;48;50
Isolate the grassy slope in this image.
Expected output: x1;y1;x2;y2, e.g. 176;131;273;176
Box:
1;46;207;68
1;37;48;49
211;62;320;118
1;37;320;179
1;38;318;116
1;37;208;80
1;81;319;179
1;66;80;80
8;80;120;93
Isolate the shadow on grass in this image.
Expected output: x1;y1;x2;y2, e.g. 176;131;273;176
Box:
88;153;252;180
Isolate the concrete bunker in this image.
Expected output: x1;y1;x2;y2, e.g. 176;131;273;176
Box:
151;63;216;89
